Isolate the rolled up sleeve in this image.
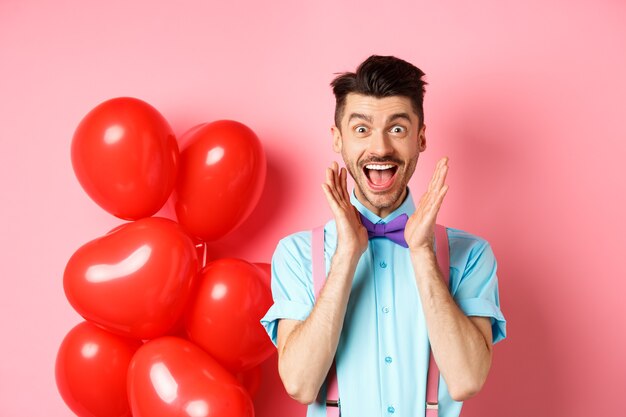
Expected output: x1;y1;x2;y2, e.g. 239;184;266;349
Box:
260;233;315;346
452;239;507;344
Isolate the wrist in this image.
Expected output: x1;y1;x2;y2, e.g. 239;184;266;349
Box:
409;245;435;261
332;244;362;267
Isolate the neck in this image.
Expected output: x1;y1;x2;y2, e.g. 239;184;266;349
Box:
354;187;408;219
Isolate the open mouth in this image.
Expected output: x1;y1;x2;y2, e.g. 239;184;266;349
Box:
363;163;399;191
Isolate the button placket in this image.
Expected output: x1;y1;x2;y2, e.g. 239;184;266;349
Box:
373;238;397;417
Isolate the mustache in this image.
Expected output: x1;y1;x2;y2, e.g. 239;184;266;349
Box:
360;157;403;166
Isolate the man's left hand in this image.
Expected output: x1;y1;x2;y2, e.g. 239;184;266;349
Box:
404;157;449;253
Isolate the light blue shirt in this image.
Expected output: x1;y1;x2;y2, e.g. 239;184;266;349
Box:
261;189;506;417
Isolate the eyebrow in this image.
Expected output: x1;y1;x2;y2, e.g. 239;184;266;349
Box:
347;113;373;124
347;112;412;125
387;113;412;124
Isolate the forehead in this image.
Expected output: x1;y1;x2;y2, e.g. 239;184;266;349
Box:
342;93;417;124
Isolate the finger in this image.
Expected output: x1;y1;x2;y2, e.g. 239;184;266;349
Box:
430;180;449;208
332;162;343;200
418;180;446;220
434;157;448;186
427;158;444;192
326;168;345;207
328;166;342;194
429;157;449;193
427;184;449;219
336;169;348;207
340;167;351;203
433;163;448;192
327;163;337;185
327;167;344;205
440;183;449;198
321;184;341;213
326;167;333;187
417;190;437;220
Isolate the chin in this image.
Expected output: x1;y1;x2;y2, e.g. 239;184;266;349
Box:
358;182;406;212
372;190;404;208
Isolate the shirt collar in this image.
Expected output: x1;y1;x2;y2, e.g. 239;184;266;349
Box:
350;187;416;225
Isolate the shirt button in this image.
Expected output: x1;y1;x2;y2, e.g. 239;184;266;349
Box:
382;306;390;314
379;261;387;268
387;406;395;414
385;356;393;364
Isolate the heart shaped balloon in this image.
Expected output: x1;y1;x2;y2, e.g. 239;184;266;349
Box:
128;337;254;417
235;365;263;399
64;217;199;339
71;97;179;220
253;262;271;289
185;258;274;373
56;322;142;417
172;120;266;241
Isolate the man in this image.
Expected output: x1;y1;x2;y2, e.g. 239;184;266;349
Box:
261;55;506;417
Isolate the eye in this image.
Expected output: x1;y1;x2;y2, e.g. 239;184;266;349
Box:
354;125;369;134
390;125;406;134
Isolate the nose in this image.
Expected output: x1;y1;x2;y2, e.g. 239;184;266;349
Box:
367;130;393;157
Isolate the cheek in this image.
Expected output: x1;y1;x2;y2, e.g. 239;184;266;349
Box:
340;149;357;170
341;142;365;162
398;141;420;160
401;154;419;182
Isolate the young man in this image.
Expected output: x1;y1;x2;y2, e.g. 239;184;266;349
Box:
261;55;506;417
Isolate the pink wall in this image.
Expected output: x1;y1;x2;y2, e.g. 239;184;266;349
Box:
1;0;625;416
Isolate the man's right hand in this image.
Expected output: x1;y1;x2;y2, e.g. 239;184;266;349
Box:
277;161;365;405
321;161;369;257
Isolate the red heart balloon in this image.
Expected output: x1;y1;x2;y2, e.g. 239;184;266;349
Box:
185;258;274;373
252;262;271;289
71;97;179;220
64;217;199;339
56;321;142;417
173;120;266;241
235;365;263;399
128;337;254;417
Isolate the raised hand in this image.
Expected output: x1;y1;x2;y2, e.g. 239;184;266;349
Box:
404;157;449;253
321;161;369;256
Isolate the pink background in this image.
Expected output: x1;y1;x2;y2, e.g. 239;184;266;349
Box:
1;0;625;416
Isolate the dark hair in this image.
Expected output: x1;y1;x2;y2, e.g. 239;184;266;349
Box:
331;55;427;129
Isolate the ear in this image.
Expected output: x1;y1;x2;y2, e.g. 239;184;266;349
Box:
331;125;342;153
418;124;427;152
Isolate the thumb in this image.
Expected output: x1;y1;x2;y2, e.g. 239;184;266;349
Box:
322;184;343;217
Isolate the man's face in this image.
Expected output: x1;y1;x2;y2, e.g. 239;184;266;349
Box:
332;93;426;218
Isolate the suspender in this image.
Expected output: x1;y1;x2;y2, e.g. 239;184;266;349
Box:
311;224;450;417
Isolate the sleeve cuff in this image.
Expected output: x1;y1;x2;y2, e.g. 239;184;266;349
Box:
260;300;313;346
456;297;507;344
